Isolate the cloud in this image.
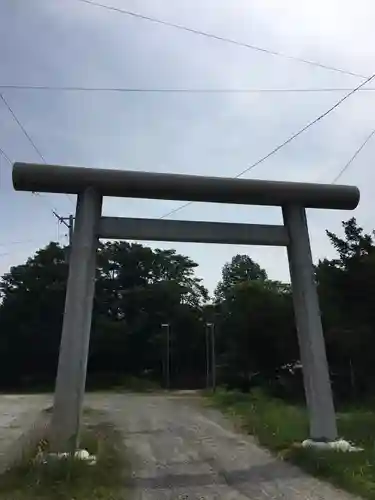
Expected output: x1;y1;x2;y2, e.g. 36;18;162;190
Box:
1;0;375;293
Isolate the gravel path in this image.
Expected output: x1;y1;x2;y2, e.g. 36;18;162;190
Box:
99;393;361;500
0;394;50;428
0;393;362;498
0;394;51;471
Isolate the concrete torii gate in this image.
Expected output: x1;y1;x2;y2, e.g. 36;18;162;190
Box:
12;162;359;452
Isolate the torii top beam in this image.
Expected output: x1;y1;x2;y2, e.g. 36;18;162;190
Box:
12;162;359;210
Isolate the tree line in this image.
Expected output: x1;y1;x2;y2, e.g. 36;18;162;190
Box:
0;217;374;403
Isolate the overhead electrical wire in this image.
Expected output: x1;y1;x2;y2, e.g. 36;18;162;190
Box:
331;127;375;184
75;0;374;218
77;0;367;80
1;0;370;226
2;85;375;94
0;251;15;258
0;147;12;166
0;93;75;206
0;152;70;256
0;106;58;209
0;150;62;214
160;73;375;219
0;238;41;248
0;247;43;259
0;94;47;163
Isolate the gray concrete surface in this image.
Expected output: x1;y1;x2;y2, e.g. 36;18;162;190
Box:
51;187;102;452
283;204;337;440
13;162;360;209
97;393;360;500
0;393;362;498
0;394;51;472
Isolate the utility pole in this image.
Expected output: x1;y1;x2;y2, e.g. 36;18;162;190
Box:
53;211;74;239
53;212;75;262
68;214;74;247
161;323;170;390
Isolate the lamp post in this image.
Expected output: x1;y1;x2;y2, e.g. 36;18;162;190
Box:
161;323;170;390
206;322;216;392
205;323;210;389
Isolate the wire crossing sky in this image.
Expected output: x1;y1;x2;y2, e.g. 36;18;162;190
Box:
77;0;368;79
1;0;375;292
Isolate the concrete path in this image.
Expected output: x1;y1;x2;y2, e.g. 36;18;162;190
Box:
0;393;362;498
0;394;51;471
98;393;361;500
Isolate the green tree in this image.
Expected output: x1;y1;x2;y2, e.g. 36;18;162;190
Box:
0;242;68;388
0;240;209;390
214;254;268;302
316;218;375;400
92;241;208;384
213;253;297;391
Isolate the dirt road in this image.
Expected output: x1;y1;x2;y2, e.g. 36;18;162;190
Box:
0;394;51;472
100;393;359;500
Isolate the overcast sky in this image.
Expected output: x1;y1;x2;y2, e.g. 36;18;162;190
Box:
1;0;375;293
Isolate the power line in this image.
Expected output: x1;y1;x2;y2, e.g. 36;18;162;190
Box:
33;193;61;213
77;0;366;80
0;93;75;206
0;147;64;215
0;148;73;243
160;202;193;220
0;238;41;248
0;146;12;166
0;133;73;263
0;94;47;162
0;251;16;258
331;127;375;184
0;246;47;259
0;150;61;211
160;72;375;219
2;84;375;94
234;74;375;179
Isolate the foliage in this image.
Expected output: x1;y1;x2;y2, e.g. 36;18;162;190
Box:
214;254;268;302
0;243;68;388
215;279;298;391
0;241;208;390
1;217;375;401
316;217;375;401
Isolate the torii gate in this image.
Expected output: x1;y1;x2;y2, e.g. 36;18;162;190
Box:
12;162;359;452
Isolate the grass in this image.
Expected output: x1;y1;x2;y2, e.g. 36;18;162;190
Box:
209;388;375;499
0;417;129;500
